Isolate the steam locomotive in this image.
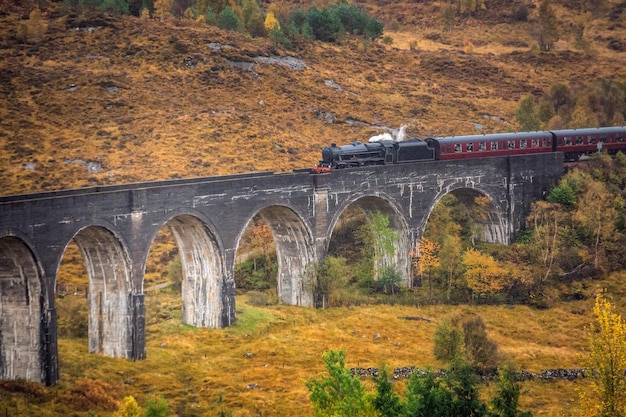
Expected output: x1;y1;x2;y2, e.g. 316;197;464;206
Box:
311;126;626;173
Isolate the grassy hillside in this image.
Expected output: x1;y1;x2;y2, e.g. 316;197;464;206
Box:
1;0;625;195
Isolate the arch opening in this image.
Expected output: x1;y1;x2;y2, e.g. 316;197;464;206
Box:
425;189;508;246
165;215;226;328
234;215;277;302
0;237;44;382
327;196;411;290
63;226;133;358
418;190;509;303
235;206;315;307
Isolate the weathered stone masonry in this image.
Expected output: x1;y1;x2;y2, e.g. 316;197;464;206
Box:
0;153;563;385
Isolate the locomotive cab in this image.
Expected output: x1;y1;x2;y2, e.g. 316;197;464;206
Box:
393;139;436;163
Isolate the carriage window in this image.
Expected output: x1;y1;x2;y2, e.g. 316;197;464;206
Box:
454;143;461;152
600;136;607;143
467;143;473;152
491;142;498;150
508;140;515;149
532;138;539;148
564;136;572;145
479;142;486;151
576;136;584;145
617;135;624;142
589;136;596;144
520;140;527;149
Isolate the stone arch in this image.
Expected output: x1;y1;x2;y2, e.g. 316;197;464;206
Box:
327;195;412;286
236;205;315;307
153;214;229;328
65;225;133;358
425;187;509;244
0;236;45;382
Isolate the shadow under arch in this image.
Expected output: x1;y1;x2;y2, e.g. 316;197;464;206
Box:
159;214;228;328
236;205;315;307
66;225;134;358
426;187;509;245
328;195;412;286
0;236;45;382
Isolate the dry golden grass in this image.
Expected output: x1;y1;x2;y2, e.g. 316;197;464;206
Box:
11;266;626;416
1;2;625;194
31;290;603;416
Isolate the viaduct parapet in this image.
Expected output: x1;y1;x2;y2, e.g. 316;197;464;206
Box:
0;153;563;385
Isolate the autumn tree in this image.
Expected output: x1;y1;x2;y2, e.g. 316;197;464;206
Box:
434;315;499;372
573;178;619;270
462;248;507;300
579;293;626;417
532;0;559;51
314;255;349;308
434;321;464;363
588;78;626;126
411;237;440;291
249;218;274;270
439;234;464;301
525;200;565;285
461;315;499;372
550;82;574;119
153;0;172;20
515;94;540;131
424;194;464;245
570;94;600;128
114;396;142;417
538;95;555;125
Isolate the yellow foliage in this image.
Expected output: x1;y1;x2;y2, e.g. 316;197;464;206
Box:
578;292;626;416
113;396;142;417
411;237;439;280
462;248;507;296
153;0;172;21
264;11;280;32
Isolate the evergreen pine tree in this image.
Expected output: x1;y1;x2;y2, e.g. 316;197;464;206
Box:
218;5;243;32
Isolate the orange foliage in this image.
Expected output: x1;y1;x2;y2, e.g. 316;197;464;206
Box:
58;378;119;411
411;237;440;285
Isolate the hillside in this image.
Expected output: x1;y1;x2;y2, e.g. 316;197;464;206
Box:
1;0;625;195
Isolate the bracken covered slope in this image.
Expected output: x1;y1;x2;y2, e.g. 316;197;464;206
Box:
0;1;625;195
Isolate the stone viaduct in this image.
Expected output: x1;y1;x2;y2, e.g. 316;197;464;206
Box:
0;152;563;385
